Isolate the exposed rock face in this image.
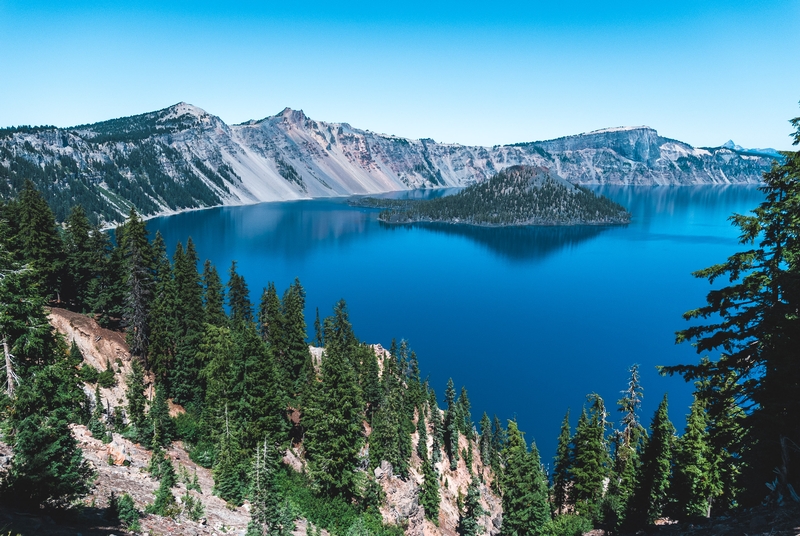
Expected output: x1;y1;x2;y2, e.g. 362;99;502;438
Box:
0;104;776;223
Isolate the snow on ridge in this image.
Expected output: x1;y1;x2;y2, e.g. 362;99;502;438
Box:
586;126;653;135
163;102;209;120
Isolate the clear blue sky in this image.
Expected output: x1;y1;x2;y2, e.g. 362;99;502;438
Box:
1;1;798;149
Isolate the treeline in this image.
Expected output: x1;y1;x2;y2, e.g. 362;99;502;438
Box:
352;165;630;226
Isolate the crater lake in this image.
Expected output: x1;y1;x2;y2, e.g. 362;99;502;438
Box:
147;185;764;462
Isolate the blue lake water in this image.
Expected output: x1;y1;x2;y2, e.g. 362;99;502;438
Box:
147;185;765;464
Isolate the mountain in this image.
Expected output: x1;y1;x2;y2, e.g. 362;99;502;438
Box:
0;103;778;223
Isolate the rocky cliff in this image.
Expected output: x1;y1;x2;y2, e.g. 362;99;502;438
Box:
0;103;777;223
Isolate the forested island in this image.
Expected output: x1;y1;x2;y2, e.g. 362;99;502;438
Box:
0;115;798;535
351;166;631;226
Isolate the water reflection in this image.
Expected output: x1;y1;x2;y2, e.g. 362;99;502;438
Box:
382;221;613;262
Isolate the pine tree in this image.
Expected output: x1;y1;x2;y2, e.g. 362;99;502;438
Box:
89;383;108;440
420;455;440;523
202;259;226;326
314;307;323;347
501;421;550;536
490;415;506;478
15;180;65;300
149;383;175;447
227;261;253;325
247;436;295;536
479;412;492;467
359;345;381;424
170;239;206;406
213;422;249;505
117;207;154;364
259;282;284;346
662;113;800;505
86;224;124;328
146;232;176;386
626;394;675;528
63;205;94;310
125;359;148;439
428;388;443;464
552;409;573;516
570;395;611;520
281;279;313;401
458;476;485;536
670;395;716;520
417;407;429;460
444;378;460;470
2;361;94;508
303;300;363;499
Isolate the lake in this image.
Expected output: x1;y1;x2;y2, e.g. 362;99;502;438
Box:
147;185;765;464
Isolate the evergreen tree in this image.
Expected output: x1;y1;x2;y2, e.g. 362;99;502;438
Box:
86;224;124;328
169;239;206;406
457;386;473;437
146;232;176;386
1;361;94;508
552;409;573;516
670;395;717;520
15;180;65;300
479;412;492;467
359;344;381;424
202;259;227;326
314;306;323;347
89;383;108;440
417;407;429;460
458;476;485;536
63;205;94;310
444;378;460;470
570;395;611;520
149;383;175;447
428;388;443;464
490;415;506;477
281;279;313;401
247;436;295;536
213;424;249;505
227;261;253;325
662;112;800;504
420;455;440;523
125;359;148;439
117;207;154;364
626;394;675;528
259;282;283;346
303;300;363;499
501;421;550;536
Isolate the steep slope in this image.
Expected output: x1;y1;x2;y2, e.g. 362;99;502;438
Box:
0;103;777;223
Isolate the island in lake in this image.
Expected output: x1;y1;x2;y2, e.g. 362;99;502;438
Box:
351;165;631;226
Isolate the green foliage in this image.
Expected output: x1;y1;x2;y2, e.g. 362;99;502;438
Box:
626;394;675;528
247;436;295;536
96;357;116;388
501;421;550;536
457;476;485;536
662;112;800;505
552;410;572;516
125;358;148;441
78;363;100;384
181;490;206;522
202;259;227;327
213;430;249;506
304;300;364;500
149;382;175;447
443;378;460;470
146;472;179;517
357;166;630;226
112;492;142;532
539;514;593;536
227;260;253;325
570;395;611;521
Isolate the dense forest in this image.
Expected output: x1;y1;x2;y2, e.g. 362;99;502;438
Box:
351;166;631;226
0;110;798;535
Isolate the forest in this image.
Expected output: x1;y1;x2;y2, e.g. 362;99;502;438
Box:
0;112;798;535
351;166;630;226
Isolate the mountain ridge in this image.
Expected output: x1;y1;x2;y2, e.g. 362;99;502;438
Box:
0;102;778;224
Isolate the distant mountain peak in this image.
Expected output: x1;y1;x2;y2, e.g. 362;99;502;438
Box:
163;102;209;119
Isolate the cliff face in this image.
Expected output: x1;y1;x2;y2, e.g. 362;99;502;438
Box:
0;103;776;223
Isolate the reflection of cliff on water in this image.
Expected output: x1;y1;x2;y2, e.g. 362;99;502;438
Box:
380;220;613;262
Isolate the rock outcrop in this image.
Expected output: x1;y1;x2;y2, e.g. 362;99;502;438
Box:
0;104;777;223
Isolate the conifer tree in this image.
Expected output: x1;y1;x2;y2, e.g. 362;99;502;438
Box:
63;205;94;310
259;282;284;346
15;180;64;300
125;359;148;438
86;224;124;327
552;409;573;516
444;378;460;470
149;383;175;447
670;395;716;520
313;307;323;347
428;388;443;464
147;232;176;385
420;455;440;523
170;239;206;405
281;279;313;400
458;476;485;536
89;383;108;439
626;394;675;528
458;386;473;437
2;361;94;508
202;259;227;326
417;406;429;460
479;412;492;466
570;395;611;520
227;261;253;325
118;207;154;364
247;436;295;536
359;345;381;423
501;421;550;536
303;300;363;499
490;415;506;476
213;422;249;505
